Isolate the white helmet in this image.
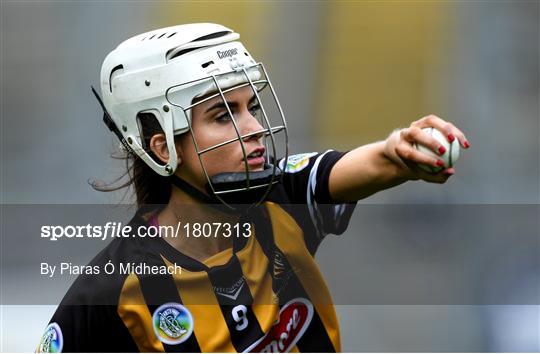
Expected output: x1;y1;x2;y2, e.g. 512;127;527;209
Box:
94;23;288;208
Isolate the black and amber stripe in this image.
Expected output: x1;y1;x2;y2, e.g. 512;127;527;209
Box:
254;203;340;352
207;254;266;352
162;256;237;352
117;203;340;352
136;251;202;352
118;274;165;352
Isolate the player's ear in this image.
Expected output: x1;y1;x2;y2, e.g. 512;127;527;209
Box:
149;133;183;166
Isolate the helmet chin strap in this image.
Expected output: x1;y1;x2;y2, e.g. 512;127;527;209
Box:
169;164;281;213
169;175;235;214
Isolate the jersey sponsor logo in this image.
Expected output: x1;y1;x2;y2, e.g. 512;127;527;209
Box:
272;249;287;279
152;303;194;345
214;275;246;300
217;48;238;59
244;298;314;353
37;322;63;353
279;152;317;173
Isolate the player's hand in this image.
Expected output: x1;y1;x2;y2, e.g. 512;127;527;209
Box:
384;114;470;184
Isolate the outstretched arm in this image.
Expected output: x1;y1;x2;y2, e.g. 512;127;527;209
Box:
329;114;470;202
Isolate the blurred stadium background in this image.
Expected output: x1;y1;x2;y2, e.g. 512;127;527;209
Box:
1;1;538;352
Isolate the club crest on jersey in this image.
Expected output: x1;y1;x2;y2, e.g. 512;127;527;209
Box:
152;303;194;345
37;322;63;353
279;152;317;173
245;298;314;353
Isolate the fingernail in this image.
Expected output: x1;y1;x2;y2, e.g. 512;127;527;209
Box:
448;134;455;142
464;141;470;148
438;146;446;155
445;168;455;176
436;159;445;167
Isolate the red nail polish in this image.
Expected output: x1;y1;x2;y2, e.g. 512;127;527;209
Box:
436;159;445;167
448;134;455;142
464;141;470;148
438;146;446;154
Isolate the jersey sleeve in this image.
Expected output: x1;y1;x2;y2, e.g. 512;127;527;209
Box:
278;150;357;247
37;303;96;352
36;245;140;352
37;304;138;353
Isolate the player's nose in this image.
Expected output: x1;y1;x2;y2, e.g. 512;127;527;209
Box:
241;110;264;142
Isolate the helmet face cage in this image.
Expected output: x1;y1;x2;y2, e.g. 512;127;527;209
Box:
166;62;289;208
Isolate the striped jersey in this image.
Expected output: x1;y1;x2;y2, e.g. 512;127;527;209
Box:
37;150;356;353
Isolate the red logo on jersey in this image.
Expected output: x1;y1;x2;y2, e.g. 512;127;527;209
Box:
245;298;314;353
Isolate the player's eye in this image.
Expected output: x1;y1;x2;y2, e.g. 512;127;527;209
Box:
248;104;261;117
215;111;233;123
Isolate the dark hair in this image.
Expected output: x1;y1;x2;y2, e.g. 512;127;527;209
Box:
90;112;173;206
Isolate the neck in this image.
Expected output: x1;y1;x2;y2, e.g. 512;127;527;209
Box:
157;184;240;263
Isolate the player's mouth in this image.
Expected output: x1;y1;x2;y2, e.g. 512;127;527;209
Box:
244;147;266;169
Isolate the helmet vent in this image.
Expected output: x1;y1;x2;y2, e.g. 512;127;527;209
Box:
141;31;178;41
168;47;199;60
167;31;232;61
191;31;231;42
109;65;124;92
201;60;214;68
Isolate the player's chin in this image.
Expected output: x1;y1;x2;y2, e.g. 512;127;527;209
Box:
240;165;265;173
240;158;266;172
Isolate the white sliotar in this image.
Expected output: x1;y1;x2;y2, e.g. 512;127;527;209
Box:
414;127;460;173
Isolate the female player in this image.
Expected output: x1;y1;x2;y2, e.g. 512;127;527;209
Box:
37;23;469;353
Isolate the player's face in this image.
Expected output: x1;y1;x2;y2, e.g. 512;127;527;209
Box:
177;85;266;188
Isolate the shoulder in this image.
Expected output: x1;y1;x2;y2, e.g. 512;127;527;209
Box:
278;152;320;174
277;150;349;203
59;211;153;306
